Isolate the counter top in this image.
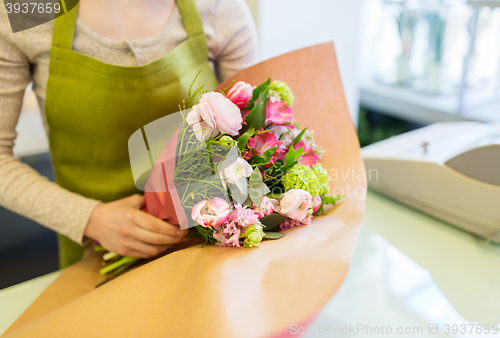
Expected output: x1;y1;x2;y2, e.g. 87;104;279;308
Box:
2;191;499;337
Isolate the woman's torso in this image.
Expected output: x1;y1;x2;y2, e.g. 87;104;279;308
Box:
2;0;257;131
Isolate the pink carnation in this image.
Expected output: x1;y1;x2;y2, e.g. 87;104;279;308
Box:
253;196;274;218
230;204;260;228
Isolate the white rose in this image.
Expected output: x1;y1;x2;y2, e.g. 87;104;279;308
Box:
218;147;253;195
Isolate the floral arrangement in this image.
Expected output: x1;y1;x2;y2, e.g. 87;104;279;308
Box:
179;77;343;248
96;77;342;281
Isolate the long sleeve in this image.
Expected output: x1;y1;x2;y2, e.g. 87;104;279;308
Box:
210;0;259;81
0;0;259;245
0;31;100;244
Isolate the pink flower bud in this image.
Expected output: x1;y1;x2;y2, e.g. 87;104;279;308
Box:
227;81;253;109
312;196;322;213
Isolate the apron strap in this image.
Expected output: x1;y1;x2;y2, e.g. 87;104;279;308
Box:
51;3;78;50
177;0;205;38
52;0;207;50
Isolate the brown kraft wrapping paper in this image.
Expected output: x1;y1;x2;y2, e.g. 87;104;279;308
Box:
4;42;366;338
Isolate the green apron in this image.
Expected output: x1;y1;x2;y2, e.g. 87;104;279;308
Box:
45;0;219;268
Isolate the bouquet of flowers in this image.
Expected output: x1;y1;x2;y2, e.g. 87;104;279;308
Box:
9;44;366;338
97;76;343;278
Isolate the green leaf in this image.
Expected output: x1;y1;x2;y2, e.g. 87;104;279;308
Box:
248;167;263;188
249;155;267;165
195;225;218;246
237;129;255;151
262;145;277;163
263;232;286;240
315;203;325;216
260;213;289;232
282;145;304;173
244;87;269;131
292;128;308;146
251;78;271;102
323;195;344;205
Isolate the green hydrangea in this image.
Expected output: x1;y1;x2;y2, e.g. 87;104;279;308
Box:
270;80;295;107
282;163;329;197
312;163;330;196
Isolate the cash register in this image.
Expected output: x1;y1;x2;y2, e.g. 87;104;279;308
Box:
362;122;500;243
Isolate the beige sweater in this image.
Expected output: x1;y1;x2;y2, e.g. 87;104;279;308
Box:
0;0;258;244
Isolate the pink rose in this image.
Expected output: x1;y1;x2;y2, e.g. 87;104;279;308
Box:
186;102;218;141
266;100;296;126
270;189;312;221
253;196;274;218
227;81;253;109
191;197;230;227
187;92;243;141
312;196;322;213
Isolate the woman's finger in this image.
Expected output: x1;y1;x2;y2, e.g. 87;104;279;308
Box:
125;238;171;258
127;209;181;236
123;194;144;209
128;224;181;245
122;249;151;259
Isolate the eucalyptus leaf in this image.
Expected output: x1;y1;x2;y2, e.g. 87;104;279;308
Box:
248;167;263;188
260;213;289;232
242;196;253;207
249;187;263;207
229;182;248;205
260;183;270;195
263;232;286;240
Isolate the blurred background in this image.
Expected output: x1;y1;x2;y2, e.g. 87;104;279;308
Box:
2;0;500;288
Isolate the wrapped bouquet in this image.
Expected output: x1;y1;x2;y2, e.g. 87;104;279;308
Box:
97;76;343;277
6;43;366;338
181;77;343;246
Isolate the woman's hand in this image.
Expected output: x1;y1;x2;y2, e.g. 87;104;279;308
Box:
84;194;187;258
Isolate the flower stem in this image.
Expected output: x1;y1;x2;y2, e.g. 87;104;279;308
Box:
100;256;139;275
